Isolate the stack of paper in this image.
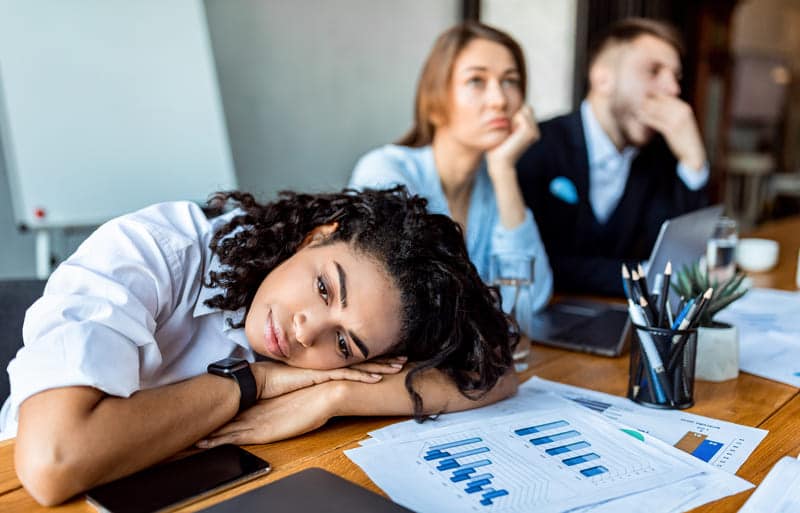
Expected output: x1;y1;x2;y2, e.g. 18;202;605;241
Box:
347;379;755;513
739;455;800;513
715;287;800;387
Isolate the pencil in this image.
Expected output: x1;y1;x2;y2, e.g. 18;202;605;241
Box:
686;288;714;329
637;264;659;321
667;288;714;371
621;263;635;301
657;261;672;328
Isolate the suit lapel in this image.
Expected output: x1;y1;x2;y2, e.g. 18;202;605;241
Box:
566;111;602;241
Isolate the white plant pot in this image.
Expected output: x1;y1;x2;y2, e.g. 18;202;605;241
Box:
695;322;739;382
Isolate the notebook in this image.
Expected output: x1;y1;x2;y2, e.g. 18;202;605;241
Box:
527;205;724;356
197;467;413;513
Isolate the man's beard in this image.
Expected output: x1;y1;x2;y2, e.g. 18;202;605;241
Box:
610;95;653;148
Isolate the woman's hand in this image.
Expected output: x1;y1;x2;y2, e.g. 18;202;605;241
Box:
253;360;387;399
196;381;346;448
485;105;538;230
347;355;407;375
486;104;540;173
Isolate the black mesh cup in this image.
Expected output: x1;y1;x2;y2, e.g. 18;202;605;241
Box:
627;323;697;409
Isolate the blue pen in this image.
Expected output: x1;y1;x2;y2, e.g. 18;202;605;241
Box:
671;298;695;330
628;300;673;405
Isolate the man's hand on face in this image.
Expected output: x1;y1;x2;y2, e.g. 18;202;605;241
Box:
638;93;707;172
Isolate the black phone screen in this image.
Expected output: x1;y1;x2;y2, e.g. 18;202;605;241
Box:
86;445;270;513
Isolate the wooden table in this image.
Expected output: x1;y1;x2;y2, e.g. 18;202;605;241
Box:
1;216;798;512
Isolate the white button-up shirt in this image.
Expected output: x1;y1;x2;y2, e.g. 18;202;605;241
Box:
581;100;709;224
0;202;256;438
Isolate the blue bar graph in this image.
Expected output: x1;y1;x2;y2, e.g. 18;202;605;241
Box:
429;437;483;451
563;453;600;466
425;437;483;460
691;439;723;462
514;420;570;436
445;446;491;460
580;465;608;477
546;441;591;455
436;447;491;470
449;459;491;481
480;489;509;506
426;438;509;507
465;478;492;493
530;430;580;445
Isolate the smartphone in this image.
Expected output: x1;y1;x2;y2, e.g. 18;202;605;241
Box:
86;445;270;513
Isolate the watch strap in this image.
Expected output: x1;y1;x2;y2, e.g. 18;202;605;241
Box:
230;365;257;414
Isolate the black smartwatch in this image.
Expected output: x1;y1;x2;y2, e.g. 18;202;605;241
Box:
207;358;257;414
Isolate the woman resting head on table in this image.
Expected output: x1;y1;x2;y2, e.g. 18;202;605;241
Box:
3;186;518;505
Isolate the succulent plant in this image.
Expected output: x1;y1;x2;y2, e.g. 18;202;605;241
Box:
671;261;750;327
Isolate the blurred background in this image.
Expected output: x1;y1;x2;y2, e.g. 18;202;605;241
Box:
1;0;798;279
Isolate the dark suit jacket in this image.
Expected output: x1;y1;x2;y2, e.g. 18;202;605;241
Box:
517;110;708;296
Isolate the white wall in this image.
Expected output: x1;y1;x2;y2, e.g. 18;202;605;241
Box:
482;0;577;120
0;0;459;278
204;0;459;197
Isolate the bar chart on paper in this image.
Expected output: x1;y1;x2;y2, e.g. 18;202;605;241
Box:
532;378;766;473
423;438;508;506
346;407;703;513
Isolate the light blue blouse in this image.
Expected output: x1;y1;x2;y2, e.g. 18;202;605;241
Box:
349;144;553;336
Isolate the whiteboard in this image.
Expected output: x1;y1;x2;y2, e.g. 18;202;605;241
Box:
0;0;236;228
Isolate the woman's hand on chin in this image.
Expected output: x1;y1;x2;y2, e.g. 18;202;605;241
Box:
196;381;348;447
253;360;386;399
486;104;540;172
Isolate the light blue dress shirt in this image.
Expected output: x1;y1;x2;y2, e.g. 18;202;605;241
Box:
581;100;709;224
349;144;553;336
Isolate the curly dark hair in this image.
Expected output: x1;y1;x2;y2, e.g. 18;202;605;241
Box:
203;186;516;420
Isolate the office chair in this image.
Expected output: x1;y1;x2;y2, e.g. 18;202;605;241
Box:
0;280;46;403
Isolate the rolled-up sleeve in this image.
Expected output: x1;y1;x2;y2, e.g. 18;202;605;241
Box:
6;208;194;419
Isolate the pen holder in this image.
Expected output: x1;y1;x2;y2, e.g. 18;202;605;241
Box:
627;323;697;409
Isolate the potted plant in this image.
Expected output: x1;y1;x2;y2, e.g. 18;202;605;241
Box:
672;262;750;381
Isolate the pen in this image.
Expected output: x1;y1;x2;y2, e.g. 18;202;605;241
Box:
651;273;663;305
667;288;713;371
628;299;673;405
671;298;695;330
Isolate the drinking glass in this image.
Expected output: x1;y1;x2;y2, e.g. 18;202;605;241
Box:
490;254;535;372
706;217;738;282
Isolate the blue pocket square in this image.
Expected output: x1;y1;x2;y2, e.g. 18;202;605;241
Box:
549;176;578;204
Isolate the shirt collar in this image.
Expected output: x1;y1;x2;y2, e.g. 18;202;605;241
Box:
581;100;638;168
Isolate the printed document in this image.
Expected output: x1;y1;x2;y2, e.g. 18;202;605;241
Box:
370;377;766;474
715;287;800;387
349;392;751;513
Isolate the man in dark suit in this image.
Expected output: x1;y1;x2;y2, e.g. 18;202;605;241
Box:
518;18;708;296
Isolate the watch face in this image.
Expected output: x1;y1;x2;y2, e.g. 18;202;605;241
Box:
209;358;248;374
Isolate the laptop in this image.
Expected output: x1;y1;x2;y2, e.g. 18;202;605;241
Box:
197;467;413;513
527;205;724;357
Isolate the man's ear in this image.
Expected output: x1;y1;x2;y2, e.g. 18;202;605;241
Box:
298;222;339;249
589;61;614;96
